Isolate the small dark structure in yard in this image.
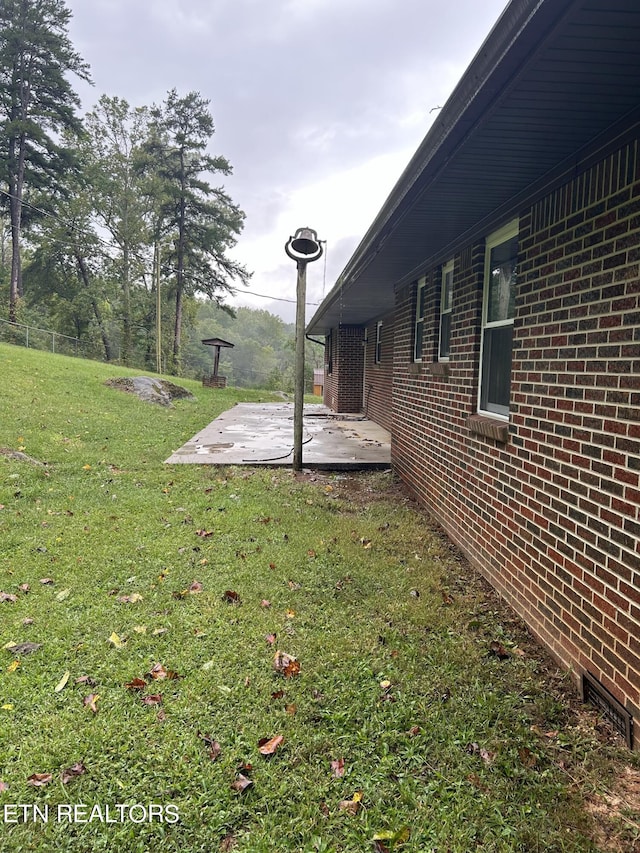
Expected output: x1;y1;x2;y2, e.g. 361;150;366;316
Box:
202;337;234;388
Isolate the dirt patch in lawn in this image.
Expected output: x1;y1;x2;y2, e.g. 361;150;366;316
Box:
585;765;640;852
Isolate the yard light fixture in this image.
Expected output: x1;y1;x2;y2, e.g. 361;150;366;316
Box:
285;227;324;471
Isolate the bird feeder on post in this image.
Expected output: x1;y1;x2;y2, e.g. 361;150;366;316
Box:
201;337;234;388
285;227;323;471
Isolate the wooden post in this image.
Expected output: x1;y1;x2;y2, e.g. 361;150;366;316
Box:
293;259;306;471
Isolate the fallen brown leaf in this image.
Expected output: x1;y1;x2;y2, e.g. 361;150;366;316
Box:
258;735;284;757
284;659;301;678
27;773;53;787
231;773;253;794
273;650;300;676
199;733;222;761
124;677;147;691
61;763;86;784
208;741;222;761
222;590;241;604
488;641;510;660
465;742;495;765
148;663;180;680
331;758;345;778
0;592;18;603
83;694;99;713
338;792;362;815
142;694;163;706
6;641;41;656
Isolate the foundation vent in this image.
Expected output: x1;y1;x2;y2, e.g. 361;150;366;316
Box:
582;672;633;749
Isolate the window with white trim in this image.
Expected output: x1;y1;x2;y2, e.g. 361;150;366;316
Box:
375;321;383;364
479;221;518;418
413;277;426;362
439;261;454;360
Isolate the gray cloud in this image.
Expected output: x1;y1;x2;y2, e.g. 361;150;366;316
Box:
67;0;508;316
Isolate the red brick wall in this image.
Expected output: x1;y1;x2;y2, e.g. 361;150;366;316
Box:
363;316;394;432
392;139;640;725
323;325;364;413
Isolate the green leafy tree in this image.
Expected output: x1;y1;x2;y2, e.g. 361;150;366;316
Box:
144;89;249;372
84;96;151;364
0;0;91;322
23;154;116;362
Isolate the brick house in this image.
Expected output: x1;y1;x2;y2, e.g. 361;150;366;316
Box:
308;0;640;746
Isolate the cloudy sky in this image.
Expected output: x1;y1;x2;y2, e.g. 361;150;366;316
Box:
67;0;508;322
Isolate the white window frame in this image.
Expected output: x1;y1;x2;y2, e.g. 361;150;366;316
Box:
478;220;519;420
375;321;383;364
439;260;454;361
413;276;426;362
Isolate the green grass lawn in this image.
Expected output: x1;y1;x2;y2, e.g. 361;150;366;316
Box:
0;344;638;853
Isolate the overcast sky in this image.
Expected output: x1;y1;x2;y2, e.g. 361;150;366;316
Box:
67;0;508;322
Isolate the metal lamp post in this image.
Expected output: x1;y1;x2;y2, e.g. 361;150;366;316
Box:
285;227;324;471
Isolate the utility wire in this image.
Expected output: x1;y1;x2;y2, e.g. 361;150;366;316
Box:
0;188;320;307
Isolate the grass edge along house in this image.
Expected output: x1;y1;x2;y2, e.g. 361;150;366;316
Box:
307;0;640;749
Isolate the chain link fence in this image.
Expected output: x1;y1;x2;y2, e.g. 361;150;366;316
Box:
0;318;102;360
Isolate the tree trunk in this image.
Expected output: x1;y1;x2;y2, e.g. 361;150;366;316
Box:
172;283;182;374
8;184;21;323
171;188;187;374
75;250;114;362
8;132;27;322
121;241;131;365
9;222;20;322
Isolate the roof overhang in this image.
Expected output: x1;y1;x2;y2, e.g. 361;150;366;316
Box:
307;0;640;335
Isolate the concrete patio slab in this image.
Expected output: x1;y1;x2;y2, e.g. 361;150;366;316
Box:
165;403;391;469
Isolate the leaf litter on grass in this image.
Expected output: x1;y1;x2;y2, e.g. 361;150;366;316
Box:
0;354;637;852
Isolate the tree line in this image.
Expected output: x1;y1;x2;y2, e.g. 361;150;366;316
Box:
189;303;323;393
0;0;256;376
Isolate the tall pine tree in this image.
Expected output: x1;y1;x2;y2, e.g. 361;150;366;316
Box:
145;90;249;372
0;0;90;322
